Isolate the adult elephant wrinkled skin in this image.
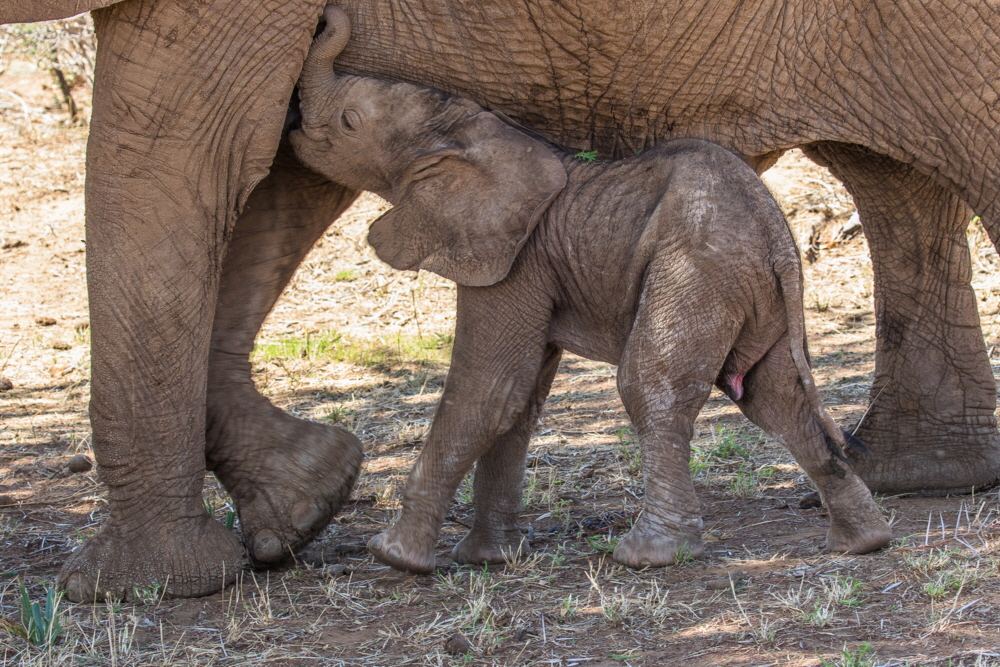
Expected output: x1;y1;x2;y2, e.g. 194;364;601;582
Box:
3;0;998;598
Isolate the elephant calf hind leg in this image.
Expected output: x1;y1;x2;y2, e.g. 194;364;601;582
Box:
737;338;891;554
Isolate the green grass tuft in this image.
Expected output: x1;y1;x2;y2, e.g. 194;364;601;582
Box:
253;330;452;369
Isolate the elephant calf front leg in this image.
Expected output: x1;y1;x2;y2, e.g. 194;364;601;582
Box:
369;292;553;573
451;345;563;566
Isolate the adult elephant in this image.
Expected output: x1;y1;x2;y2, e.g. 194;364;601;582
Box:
4;0;998;600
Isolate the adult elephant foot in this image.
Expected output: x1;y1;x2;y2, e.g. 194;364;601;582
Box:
612;516;704;569
57;513;243;603
805;143;1000;494
451;527;529;566
206;381;363;566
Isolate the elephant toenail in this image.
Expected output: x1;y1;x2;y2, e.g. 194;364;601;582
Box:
252;529;284;564
291;500;327;534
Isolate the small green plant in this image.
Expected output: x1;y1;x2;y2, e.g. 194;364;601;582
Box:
616;427;642;477
323;405;353;424
574;150;598;162
333;269;357;282
801;598;835;627
560;593;576;617
522;471;539;507
824;576;864;607
225;509;237;531
809;291;831;313
253;330;452;369
456;474;474;505
819;642;875;667
673;542;696;566
131;584;164;605
922;570;965;600
689;445;709;475
551;498;572;525
726;463;773;498
17;581;63;647
586;534;618;554
707;426;750;460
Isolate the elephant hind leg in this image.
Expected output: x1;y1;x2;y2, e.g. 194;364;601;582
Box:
736;335;891;555
207;145;362;567
610;278;742;568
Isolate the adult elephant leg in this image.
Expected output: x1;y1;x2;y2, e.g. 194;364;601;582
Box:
207;143;362;567
805;142;1000;494
451;344;562;566
56;0;327;601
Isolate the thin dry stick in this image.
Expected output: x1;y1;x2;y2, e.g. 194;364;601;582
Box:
852;380;890;436
0;337;22;375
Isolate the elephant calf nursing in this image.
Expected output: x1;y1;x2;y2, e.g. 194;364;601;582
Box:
292;7;891;573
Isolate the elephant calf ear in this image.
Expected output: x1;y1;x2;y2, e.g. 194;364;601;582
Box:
367;112;567;286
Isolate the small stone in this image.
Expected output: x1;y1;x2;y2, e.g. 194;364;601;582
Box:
35;316;57;326
0;494;15;506
799;492;823;509
67;454;93;473
323;563;349;577
705;570;747;590
0;378;12;391
52;341;72;350
444;632;473;655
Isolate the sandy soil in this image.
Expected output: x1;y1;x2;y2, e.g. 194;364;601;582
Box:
3;58;1000;667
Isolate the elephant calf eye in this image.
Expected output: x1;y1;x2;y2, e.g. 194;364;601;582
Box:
340;109;361;132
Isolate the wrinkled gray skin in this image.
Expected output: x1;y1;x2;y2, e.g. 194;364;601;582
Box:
291;8;892;572
2;0;997;599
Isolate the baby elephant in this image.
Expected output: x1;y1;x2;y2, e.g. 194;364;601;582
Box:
292;6;892;573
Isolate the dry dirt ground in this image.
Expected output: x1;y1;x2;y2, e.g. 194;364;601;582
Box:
3;57;1000;667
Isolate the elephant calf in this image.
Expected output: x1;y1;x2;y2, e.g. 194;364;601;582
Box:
292;6;892;573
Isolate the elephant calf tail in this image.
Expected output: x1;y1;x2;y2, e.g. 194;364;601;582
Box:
771;249;856;461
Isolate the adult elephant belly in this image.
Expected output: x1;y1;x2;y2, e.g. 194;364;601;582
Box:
333;0;1000;494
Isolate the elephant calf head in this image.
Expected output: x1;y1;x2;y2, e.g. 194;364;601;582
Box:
291;6;567;286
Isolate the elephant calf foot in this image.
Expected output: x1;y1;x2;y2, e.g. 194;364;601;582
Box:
57;513;243;603
818;475;892;555
368;525;438;574
612;515;704;569
206;386;363;567
452;526;529;566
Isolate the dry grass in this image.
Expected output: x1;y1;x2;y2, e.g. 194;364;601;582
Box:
3;43;1000;666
